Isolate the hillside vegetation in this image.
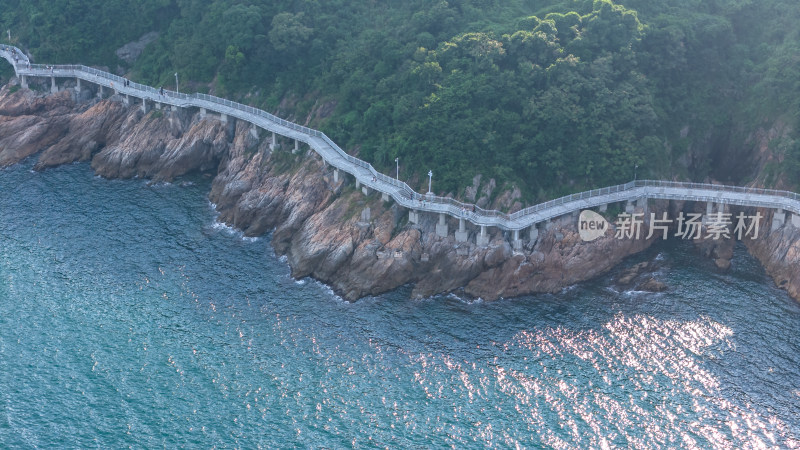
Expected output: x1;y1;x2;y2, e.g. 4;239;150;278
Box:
1;0;799;203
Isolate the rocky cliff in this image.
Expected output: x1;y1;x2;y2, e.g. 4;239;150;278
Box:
1;82;798;302
745;210;800;300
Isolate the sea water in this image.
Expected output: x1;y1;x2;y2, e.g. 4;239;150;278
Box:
1;161;798;448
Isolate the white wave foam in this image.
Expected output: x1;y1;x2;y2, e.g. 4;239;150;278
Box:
208;218;261;242
447;292;484;305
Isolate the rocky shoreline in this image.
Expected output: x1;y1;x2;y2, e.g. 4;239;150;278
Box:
1;83;798;302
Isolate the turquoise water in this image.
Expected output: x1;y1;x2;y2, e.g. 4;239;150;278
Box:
1;161;799;448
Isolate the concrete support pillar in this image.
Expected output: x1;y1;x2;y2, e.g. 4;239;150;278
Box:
599;203;608;213
270;132;276;151
381;192;389;202
360;207;371;223
436;213;448;237
530;226;539;243
772;208;786;231
512;229;522;250
625;200;635;214
637;197;648;214
333;169;339;183
706;201;714;216
124;94;130;105
220;113;227;123
792;213;800;228
75;78;81;93
477;225;490;246
156;102;162;110
455;218;468;243
20;75;27;89
97;85;103;98
361;186;370;196
200;107;207;118
171;105;179;112
50;76;57;93
141;99;148;114
409;210;419;225
355;179;361;189
293;139;299;154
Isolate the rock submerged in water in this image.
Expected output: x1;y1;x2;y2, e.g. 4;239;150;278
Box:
617;262;651;285
714;258;732;270
616;261;668;292
637;277;667;292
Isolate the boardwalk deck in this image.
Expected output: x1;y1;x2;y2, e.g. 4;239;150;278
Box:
2;45;799;234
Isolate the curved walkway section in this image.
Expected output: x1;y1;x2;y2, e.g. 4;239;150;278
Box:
2;45;799;234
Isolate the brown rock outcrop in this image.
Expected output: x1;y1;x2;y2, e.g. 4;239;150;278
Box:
6;82;798;302
745;210;800;300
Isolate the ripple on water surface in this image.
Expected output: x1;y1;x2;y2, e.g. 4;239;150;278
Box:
0;162;799;447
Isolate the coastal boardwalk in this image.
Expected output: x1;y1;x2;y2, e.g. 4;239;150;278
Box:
3;45;800;249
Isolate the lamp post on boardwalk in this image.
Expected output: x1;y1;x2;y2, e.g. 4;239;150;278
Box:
427;170;433;195
395;158;399;180
174;72;179;94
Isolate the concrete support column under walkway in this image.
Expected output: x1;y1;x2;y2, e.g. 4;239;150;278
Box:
772;208;786;231
270;132;276;151
530;225;539;243
20;75;27;89
50;76;57;93
333;168;339;183
455;218;468;243
408;210;419;225
293;139;299;154
513;229;522;250
477;225;489;246
75;78;81;93
200;107;207;118
792;213;800;228
436;213;448;237
637;197;648;213
141;99;148;114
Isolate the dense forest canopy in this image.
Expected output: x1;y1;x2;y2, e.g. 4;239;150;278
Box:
1;0;799;204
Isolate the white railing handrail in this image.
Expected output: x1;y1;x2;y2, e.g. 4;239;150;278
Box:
2;44;799;231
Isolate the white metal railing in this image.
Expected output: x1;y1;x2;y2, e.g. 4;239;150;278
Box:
2;44;799;231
